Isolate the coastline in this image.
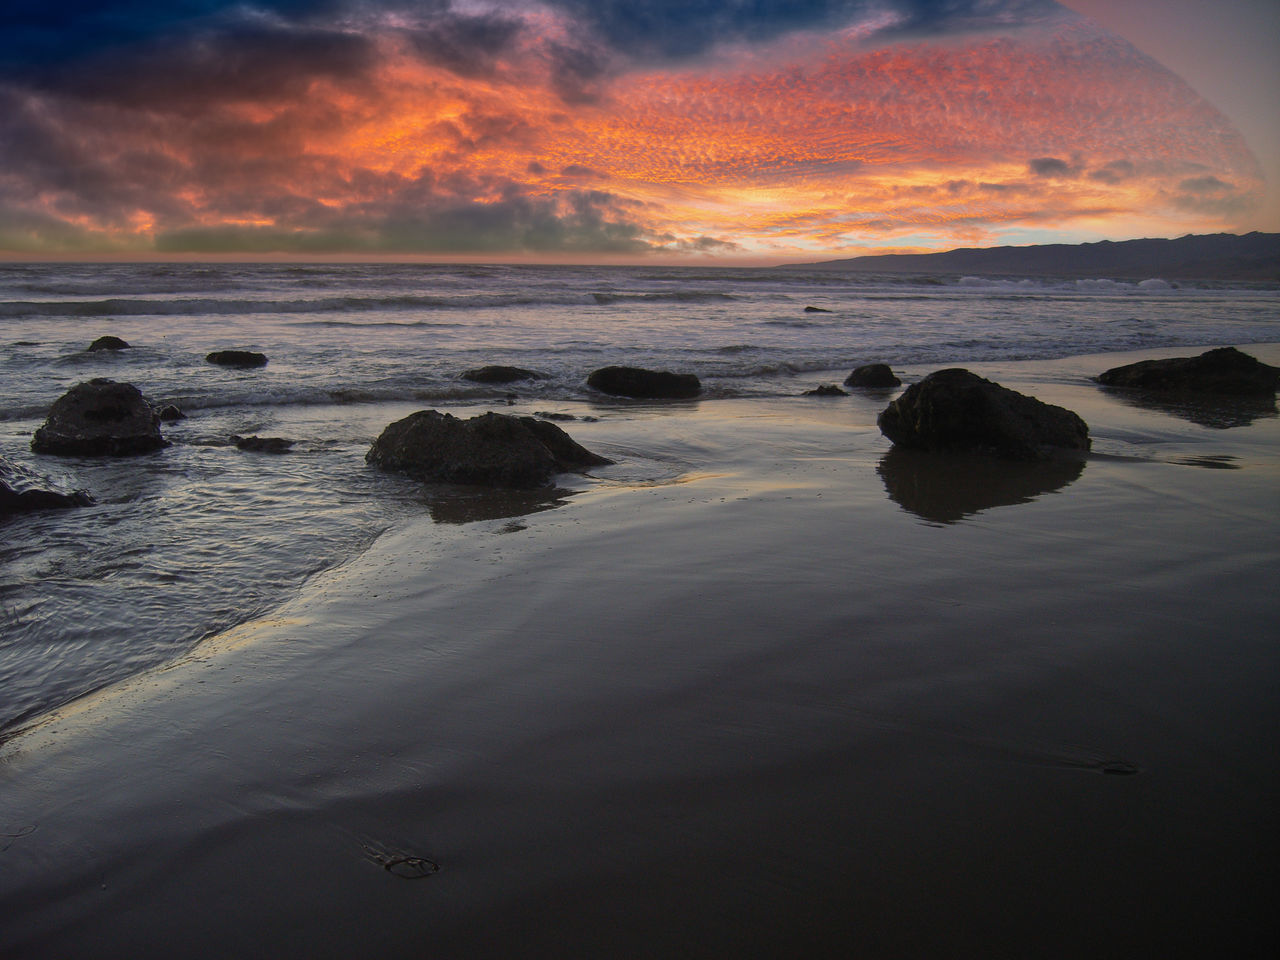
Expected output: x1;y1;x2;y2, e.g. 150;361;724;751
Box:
3;344;1278;957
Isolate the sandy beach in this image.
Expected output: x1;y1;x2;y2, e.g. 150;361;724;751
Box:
2;345;1278;957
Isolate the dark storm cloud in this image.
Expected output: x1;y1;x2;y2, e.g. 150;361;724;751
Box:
2;2;1070;82
1028;156;1077;178
153;188;660;255
549;1;1064;59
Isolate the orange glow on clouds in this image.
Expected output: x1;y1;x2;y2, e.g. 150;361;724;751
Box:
0;12;1261;259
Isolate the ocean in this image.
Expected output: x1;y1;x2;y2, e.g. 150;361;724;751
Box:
3;261;1278;736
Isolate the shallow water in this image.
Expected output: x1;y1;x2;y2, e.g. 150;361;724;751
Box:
2;262;1278;735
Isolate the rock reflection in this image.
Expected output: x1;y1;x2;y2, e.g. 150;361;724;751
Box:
423;486;574;524
878;447;1084;524
1098;388;1277;429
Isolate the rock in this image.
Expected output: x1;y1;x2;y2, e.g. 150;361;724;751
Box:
367;410;613;488
587;366;702;399
845;363;902;388
1;457;93;515
154;404;185;421
87;335;130;352
206;350;268;368
31;379;168;456
877;368;1090;460
460;365;545;384
233;435;294;454
803;384;849;397
804;306;832;313
1095;347;1279;396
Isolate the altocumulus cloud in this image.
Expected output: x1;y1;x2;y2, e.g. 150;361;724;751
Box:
0;0;1264;257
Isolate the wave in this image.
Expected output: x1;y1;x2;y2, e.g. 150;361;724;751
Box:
0;291;606;318
590;291;736;305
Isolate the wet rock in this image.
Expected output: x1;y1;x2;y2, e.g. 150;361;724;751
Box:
367;410;613;488
877;368;1090;460
233;435;294;454
87;335;130;352
461;365;546;384
803;384;849;397
31;379;168;457
587;365;701;399
1095;347;1279;396
155;403;185;421
206;350;268;368
804;305;832;313
1;457;94;515
845;363;902;388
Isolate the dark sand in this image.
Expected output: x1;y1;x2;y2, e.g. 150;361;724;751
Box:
2;346;1278;958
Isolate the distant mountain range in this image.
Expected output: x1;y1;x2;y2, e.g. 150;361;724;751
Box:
793;232;1280;281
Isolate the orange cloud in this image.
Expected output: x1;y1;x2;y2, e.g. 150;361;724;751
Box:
0;14;1261;258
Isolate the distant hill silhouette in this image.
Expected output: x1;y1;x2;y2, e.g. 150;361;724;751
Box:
793;232;1280;281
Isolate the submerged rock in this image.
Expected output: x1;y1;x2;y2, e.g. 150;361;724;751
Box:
233;435;294;454
31;379;168;456
460;365;546;384
587;365;702;399
87;335;130;352
804;305;832;313
877;368;1089;460
845;363;902;388
206;350;268;369
1;457;94;515
803;384;849;397
155;403;186;421
367;410;613;488
1095;347;1279;396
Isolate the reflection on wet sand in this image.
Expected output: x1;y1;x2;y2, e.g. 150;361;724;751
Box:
423;486;574;524
1098;388;1277;429
877;447;1085;524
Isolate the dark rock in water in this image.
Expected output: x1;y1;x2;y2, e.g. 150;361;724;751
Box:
87;335;130;352
878;368;1089;460
206;350;268;368
845;363;902;388
803;384;849;397
1095;347;1279;396
1;457;94;515
587;365;701;399
533;411;578;421
461;365;545;384
233;435;294;454
367;410;613;488
154;403;185;421
31;379;168;456
877;447;1084;524
803;305;832;313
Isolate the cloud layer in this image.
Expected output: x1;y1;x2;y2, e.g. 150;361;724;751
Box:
0;0;1262;257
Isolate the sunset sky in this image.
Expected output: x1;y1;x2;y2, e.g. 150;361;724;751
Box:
2;0;1276;262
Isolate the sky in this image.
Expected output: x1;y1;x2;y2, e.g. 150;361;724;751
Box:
1;0;1275;262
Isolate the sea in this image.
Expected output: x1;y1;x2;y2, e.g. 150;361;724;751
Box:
2;261;1278;736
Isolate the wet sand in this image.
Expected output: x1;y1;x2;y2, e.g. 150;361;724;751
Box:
2;346;1278;958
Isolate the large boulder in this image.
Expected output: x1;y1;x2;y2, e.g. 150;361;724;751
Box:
587;366;701;399
31;379;168;456
1;457;93;515
877;368;1090;460
87;335;130;352
207;350;268;368
1095;347;1279;396
845;363;902;388
366;410;613;489
461;365;546;384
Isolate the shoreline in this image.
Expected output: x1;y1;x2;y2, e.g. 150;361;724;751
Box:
3;342;1278;956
